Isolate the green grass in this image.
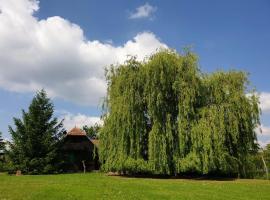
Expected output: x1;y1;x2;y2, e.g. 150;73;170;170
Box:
0;173;269;200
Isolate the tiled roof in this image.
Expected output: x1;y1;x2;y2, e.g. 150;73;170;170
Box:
67;127;86;136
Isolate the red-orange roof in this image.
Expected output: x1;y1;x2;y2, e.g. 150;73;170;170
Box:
67;127;86;136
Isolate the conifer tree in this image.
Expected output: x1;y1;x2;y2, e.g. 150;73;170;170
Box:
8;89;64;174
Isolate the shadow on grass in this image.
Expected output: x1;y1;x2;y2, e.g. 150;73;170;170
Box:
109;173;237;181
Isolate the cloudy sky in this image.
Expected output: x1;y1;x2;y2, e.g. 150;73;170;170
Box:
0;0;269;146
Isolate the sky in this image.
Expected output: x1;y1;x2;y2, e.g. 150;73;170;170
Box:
0;0;269;146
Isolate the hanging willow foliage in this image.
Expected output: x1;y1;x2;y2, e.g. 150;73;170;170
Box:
99;49;260;177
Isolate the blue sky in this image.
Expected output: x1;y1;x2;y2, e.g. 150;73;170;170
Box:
0;0;269;146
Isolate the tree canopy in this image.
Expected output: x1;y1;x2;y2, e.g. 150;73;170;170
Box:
99;49;260;177
83;123;101;139
8;90;64;174
0;132;5;152
263;144;270;176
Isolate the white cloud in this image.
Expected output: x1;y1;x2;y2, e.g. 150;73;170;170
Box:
59;111;102;131
256;124;270;136
261;124;270;136
260;92;270;113
258;140;270;148
256;124;270;148
246;92;270;113
129;3;157;19
0;0;167;106
261;125;270;136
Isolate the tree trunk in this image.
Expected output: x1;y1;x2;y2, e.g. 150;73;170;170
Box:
82;160;86;174
261;154;269;180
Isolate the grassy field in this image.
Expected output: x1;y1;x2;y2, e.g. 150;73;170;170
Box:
0;172;269;200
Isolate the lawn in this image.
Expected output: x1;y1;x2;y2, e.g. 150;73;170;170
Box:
0;173;269;200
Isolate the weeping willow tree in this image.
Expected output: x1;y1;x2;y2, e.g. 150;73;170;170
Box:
99;49;260;177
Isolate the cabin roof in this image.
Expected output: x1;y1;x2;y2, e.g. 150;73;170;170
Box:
67;127;86;136
66;127;99;148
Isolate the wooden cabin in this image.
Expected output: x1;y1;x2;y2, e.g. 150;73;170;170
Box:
61;127;99;172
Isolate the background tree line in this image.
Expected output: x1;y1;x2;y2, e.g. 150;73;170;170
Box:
83;124;101;139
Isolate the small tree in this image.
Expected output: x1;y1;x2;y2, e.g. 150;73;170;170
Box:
0;132;6;171
264;144;270;167
83;123;101;139
0;132;5;152
262;144;270;179
8;89;64;174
